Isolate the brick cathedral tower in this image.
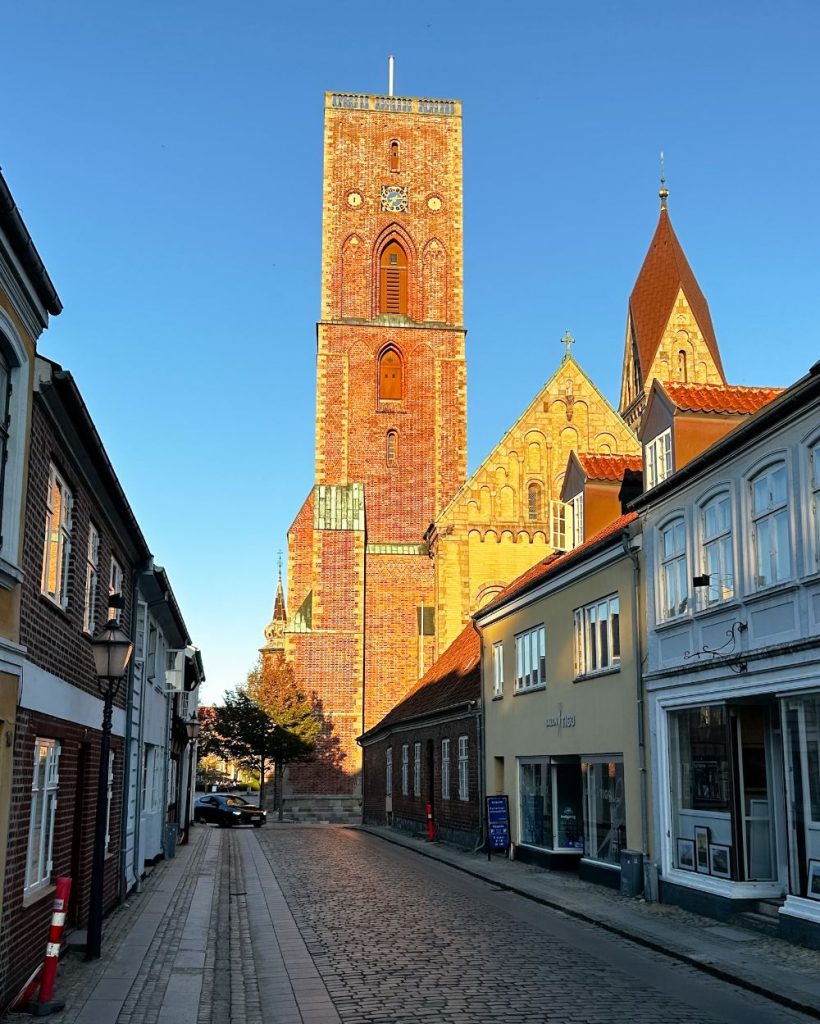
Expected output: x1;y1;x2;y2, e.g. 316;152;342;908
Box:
284;86;467;819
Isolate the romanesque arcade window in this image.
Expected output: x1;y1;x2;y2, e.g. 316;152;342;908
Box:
389;139;400;172
527;483;542;521
379;242;408;315
379;348;402;401
386;430;398;466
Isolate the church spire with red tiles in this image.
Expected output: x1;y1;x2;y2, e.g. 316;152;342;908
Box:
619;176;726;429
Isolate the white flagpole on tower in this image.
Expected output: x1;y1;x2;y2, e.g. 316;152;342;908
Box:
388;54;395;97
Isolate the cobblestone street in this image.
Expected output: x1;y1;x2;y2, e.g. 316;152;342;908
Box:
8;824;820;1024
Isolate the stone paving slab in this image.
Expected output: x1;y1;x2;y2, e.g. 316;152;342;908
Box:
357;824;820;1019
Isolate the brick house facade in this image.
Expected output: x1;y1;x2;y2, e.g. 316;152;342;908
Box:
0;356;151;1010
360;622;481;848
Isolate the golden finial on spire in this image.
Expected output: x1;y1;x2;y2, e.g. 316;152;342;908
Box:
659;150;669;209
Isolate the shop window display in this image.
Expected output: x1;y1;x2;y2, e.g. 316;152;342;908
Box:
518;758;583;852
582;759;626;865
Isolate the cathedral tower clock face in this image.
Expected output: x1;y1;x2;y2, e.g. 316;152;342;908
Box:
380;185;408;213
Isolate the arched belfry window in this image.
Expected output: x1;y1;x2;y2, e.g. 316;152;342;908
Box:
389;140;400;172
678;349;688;382
379;241;408;315
527;483;542;521
379;348;403;401
386;430;398;466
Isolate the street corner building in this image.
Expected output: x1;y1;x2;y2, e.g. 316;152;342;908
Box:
0;170;204;1011
359;621;481;849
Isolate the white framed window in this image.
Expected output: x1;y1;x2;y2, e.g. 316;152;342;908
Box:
441;738;451;800
41;464;73;609
385;747;392;796
569;493;584;548
659;517;688;620
515;624;546;691
83;523;100;634
811;440;820;566
550;499;569;549
492;642;504;697
110;555;123;599
646;429;672;490
701;493;734;604
104;751;115;851
413;741;421;797
457;735;469;801
573;595;620;676
751;463;790;589
401;743;409;796
25;739;61;893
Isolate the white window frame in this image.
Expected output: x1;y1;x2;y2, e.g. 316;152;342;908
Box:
25;739;61;893
569;493;584;548
700;492;734;605
0;313;30;572
385;747;392;796
573;594;620;677
492;642;504;697
750;462;791;590
550;499;569;550
104;750;115;851
83;523;100;634
659;516;689;620
413;741;421;797
401;743;409;796
41;463;73;609
110;554;123;599
457;735;469;801
441;738;451;800
646;428;673;490
811;440;820;569
514;624;546;692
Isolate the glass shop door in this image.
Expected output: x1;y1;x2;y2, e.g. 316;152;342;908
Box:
731;706;778;881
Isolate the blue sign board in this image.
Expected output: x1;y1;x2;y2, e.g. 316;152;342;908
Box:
486;795;510;855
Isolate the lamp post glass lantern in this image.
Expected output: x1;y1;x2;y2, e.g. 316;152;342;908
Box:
86;603;134;960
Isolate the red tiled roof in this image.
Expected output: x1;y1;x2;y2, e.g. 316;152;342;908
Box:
629;209;725;382
662;382;783;415
361;621;480;737
479;513;639;617
577;453;643;482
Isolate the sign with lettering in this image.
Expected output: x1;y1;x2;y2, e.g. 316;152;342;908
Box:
545;702;576;732
486;795;510;856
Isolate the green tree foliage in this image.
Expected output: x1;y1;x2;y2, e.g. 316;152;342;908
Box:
204;688;314;806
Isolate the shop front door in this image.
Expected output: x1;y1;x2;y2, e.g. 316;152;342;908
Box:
731;706;778;882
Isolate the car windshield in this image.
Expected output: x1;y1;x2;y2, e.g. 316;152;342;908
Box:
225;797;250;807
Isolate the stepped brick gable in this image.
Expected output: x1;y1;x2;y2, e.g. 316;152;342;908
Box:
428;354;640;654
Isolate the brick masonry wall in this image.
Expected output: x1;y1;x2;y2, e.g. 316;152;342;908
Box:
362;715;480;847
0;709;122;1011
20;397;134;704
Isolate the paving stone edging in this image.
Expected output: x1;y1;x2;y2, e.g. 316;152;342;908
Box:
356;825;820;1022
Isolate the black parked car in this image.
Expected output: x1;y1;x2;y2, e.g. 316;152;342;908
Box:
194;794;267;827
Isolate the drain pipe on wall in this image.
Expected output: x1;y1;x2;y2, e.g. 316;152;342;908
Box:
622;528;650;878
472;619;486;855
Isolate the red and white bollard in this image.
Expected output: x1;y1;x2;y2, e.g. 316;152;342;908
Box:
426;803;434;840
27;876;71;1017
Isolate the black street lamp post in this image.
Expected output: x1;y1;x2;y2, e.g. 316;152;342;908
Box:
86;600;133;960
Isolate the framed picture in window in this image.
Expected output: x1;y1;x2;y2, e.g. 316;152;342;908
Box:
694;826;711;874
807;860;820;901
677;837;695;871
709;843;731;879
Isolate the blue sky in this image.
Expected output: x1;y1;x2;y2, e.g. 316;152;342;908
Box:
3;2;818;702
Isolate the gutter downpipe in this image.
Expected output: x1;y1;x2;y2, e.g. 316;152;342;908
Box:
472;619;487;854
622;529;650;874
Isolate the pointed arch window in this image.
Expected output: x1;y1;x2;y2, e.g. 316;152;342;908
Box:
386;430;398;466
379;241;408;315
527;483;542;522
379;348;403;401
389;139;400;172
